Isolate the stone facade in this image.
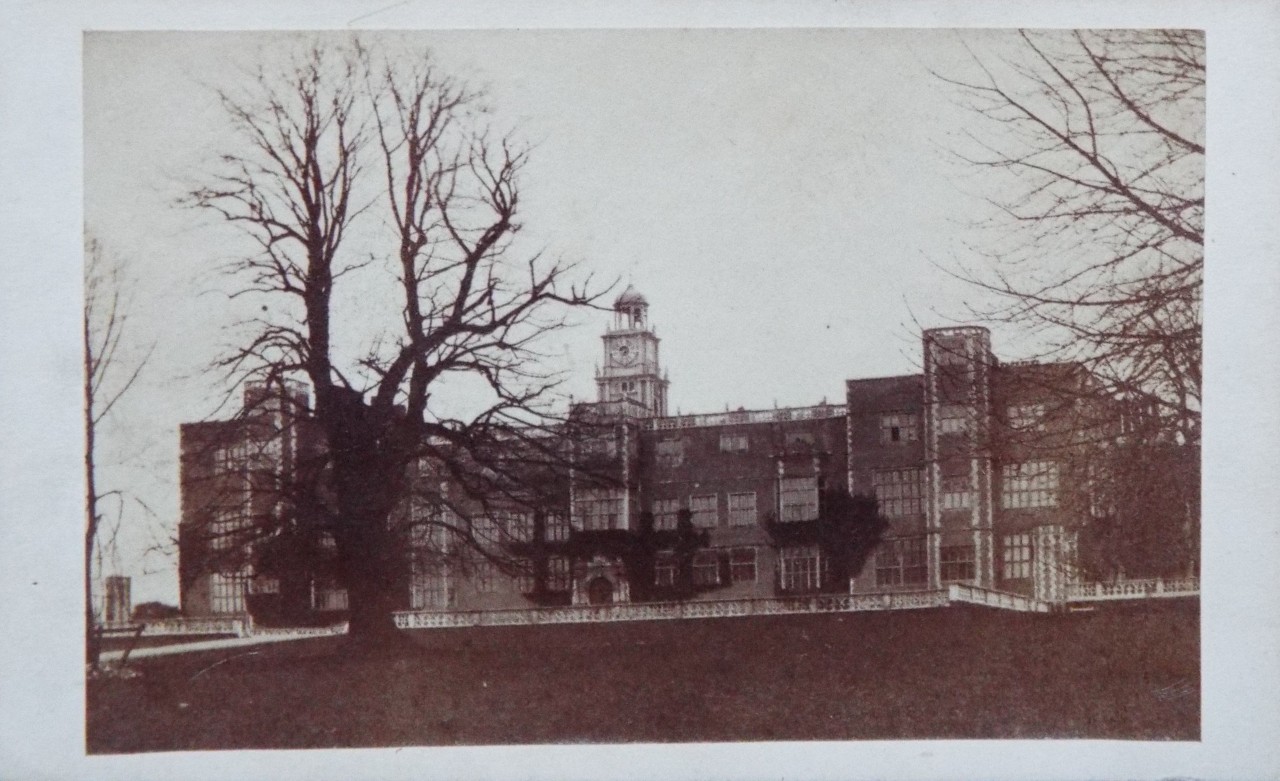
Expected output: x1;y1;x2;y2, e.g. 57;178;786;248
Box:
179;288;1119;618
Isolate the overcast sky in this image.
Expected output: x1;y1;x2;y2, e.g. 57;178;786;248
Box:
4;2;1280;777
83;28;1145;603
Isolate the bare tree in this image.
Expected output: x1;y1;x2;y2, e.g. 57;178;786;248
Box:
187;40;605;643
936;29;1204;444
84;236;151;667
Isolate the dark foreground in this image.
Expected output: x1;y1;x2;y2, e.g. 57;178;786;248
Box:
87;600;1198;752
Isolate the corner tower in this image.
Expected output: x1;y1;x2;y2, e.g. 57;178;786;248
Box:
596;285;669;416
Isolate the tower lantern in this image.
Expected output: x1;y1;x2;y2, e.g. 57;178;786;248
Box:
596;285;668;416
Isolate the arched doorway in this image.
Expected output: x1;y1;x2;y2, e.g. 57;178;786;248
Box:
586;576;614;605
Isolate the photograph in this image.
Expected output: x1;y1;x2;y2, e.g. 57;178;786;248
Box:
79;26;1205;753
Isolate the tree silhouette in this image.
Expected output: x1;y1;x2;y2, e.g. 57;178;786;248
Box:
186;39;605;644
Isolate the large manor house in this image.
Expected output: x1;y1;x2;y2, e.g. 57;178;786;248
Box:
179;287;1139;621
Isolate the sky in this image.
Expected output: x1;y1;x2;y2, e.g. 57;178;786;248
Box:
83;28;1021;605
4;3;1280;779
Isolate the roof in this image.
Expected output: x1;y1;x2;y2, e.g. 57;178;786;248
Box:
614;284;647;308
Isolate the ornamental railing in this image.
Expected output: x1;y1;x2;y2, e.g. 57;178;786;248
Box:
392;585;1051;630
137;616;253;638
646;403;846;432
1064;577;1199;602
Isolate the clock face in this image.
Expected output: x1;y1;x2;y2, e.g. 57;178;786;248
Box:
611;339;637;366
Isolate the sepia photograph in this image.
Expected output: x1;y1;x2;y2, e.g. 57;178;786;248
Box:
2;3;1278;779
81;26;1203;751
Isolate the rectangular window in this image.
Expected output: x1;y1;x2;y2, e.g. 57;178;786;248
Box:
579;432;618;460
1002;462;1060;509
512;558;535;593
690;493;718;528
545;512;571;542
314;588;348;611
727;491;758;526
1007;403;1045;432
940;545;976;583
209;572;249;614
655;438;684;468
692;551;720;586
941;476;972;510
472;513;501;544
729;547;758;583
498;510;534;543
652;498;680;531
576;488;625;530
1002;533;1034;580
654;552;676;587
880;413;920;444
208;509;244;551
938;404;971;435
779;476;819;522
778;545;823;592
785;431;816;451
473;559;498;593
411;567;452;610
547;556;572;591
872;469;924;517
718;433;749;453
875;537;928;587
931;336;968;366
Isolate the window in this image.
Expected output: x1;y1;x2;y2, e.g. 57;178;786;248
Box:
785;431;815;451
779;545;823;591
655;439;684;468
512;558;536;593
938;404;971;435
654;552;676;587
692;551;720;586
690;494;719;528
779;476;819;522
872;469;924;517
209;572;249;614
719;433;749;453
652;498;680;531
579;433;617;460
940;545;976;583
314;588;348;611
941;476;972;510
875;537;928;587
1007;403;1045;432
472;513;501;544
547;556;572;591
498;510;534;543
545;512;571;542
727;491;758;526
208;508;244;551
729;547;758;583
1002;533;1033;579
472;559;499;593
931;336;968;366
411;568;452;610
576;488;624;530
880;413;919;444
1002;462;1059;509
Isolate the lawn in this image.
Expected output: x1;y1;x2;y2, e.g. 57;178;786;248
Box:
86;600;1198;752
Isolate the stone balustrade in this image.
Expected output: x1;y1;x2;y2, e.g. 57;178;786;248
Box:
1065;577;1200;602
391;585;1049;630
647;403;846;431
137;616;253;637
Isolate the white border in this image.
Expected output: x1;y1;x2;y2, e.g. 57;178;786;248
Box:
2;1;1278;779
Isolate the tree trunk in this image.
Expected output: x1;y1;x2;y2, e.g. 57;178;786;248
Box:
84;308;101;670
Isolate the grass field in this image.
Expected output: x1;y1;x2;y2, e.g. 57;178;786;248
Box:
86;600;1198;752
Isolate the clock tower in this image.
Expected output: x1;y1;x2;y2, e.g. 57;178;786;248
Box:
596;285;669;417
